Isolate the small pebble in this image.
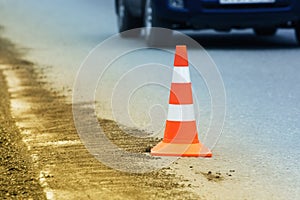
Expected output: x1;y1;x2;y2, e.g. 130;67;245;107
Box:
145;146;151;152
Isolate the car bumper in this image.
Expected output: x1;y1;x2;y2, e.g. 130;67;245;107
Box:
152;0;300;29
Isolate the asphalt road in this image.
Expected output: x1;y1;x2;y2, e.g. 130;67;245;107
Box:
0;0;299;199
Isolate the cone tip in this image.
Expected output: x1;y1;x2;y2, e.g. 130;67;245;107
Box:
174;45;188;67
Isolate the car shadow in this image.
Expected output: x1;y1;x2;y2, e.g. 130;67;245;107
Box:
118;29;299;50
181;31;300;50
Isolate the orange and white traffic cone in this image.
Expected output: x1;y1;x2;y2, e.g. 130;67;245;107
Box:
151;45;212;157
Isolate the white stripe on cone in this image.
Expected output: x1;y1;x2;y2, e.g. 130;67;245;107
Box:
167;104;195;121
172;67;191;83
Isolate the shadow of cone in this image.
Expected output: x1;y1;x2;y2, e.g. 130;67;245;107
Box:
151;45;212;157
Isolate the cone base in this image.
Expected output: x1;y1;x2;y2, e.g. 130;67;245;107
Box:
151;141;212;157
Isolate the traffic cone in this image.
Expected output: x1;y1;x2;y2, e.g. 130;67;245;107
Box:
151;45;212;157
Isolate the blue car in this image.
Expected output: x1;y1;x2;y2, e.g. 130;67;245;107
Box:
115;0;300;44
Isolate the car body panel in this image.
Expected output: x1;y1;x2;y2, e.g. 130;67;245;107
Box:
117;0;300;29
153;0;300;28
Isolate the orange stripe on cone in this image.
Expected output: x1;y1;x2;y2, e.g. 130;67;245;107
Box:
169;83;193;105
151;45;212;157
163;121;199;144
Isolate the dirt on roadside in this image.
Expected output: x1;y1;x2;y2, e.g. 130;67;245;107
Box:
0;38;46;199
0;33;199;199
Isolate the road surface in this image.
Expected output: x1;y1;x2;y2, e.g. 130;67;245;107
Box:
0;0;299;199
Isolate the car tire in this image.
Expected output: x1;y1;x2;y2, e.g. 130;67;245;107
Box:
117;0;143;37
144;0;173;46
295;22;300;45
254;28;277;36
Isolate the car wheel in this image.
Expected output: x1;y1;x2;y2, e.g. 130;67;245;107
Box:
295;22;300;45
117;0;142;37
254;28;277;36
144;0;172;46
